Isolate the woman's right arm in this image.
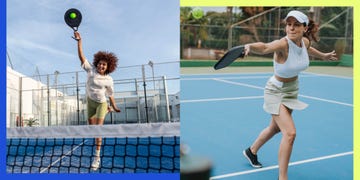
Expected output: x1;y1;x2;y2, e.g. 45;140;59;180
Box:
74;31;86;65
244;39;286;56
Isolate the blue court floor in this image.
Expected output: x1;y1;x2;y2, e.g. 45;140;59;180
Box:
181;72;353;179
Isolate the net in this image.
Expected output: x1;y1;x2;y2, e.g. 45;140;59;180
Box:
6;123;180;173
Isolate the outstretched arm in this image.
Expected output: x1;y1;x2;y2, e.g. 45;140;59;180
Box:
308;47;338;61
74;31;86;65
244;39;286;56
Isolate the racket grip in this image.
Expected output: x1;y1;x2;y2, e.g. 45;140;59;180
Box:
239;52;245;58
72;36;81;41
72;28;81;41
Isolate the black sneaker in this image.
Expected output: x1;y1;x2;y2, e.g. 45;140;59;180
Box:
243;147;262;168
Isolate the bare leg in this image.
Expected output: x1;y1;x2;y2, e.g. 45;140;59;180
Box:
88;118;96;125
250;117;281;155
90;118;105;170
273;105;296;180
88;117;102;152
94;118;105;155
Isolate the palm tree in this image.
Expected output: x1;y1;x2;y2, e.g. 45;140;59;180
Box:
24;118;40;127
180;7;209;50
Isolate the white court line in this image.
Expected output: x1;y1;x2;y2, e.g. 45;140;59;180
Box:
181;72;273;77
181;74;315;81
181;96;263;103
213;78;353;107
181;76;268;81
299;95;353;107
182;71;352;79
303;72;353;80
214;78;265;90
210;151;353;180
182;75;272;81
40;140;86;173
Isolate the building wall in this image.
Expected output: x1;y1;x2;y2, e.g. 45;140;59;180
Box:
7;67;180;127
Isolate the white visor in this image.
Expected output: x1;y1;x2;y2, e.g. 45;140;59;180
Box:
285;10;309;26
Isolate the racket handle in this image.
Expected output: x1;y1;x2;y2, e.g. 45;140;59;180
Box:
72;28;80;41
72;36;81;41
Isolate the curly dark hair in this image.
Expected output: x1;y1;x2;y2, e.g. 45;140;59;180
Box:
93;51;118;74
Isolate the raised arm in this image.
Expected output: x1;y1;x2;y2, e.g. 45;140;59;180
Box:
74;31;86;65
308;47;338;61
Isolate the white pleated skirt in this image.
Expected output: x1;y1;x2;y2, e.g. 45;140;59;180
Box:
263;76;308;115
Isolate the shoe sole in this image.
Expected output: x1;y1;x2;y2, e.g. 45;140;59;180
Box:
91;160;100;171
242;150;262;168
91;165;99;171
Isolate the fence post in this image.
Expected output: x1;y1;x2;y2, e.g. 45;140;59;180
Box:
46;74;51;126
18;77;22;127
54;71;59;126
142;65;149;123
76;72;80;125
162;76;171;122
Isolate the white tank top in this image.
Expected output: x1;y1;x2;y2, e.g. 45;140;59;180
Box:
274;36;309;78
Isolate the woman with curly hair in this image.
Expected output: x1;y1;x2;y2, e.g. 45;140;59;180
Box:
242;10;337;180
74;31;121;170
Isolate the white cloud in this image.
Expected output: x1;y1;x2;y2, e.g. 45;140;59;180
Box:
8;37;75;58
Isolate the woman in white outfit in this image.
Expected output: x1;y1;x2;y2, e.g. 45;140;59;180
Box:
242;10;337;180
74;31;121;171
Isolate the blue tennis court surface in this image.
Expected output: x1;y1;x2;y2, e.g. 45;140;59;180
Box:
181;72;353;179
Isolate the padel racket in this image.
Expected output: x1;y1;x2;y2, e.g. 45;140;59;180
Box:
64;8;82;31
214;45;245;70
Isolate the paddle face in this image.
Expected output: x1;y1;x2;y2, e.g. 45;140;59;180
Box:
214;45;245;70
64;8;82;31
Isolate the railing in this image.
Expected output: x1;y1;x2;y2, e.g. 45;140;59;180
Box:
7;62;180;127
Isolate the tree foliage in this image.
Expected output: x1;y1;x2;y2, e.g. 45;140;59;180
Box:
180;7;353;54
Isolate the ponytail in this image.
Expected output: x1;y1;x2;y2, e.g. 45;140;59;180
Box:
304;19;319;42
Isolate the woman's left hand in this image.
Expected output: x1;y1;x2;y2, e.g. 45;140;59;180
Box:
323;50;338;61
108;106;121;113
113;107;121;112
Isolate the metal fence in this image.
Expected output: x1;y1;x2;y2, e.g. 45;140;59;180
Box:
7;61;180;127
180;7;353;59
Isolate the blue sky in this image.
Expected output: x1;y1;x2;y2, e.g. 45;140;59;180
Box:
7;0;180;82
